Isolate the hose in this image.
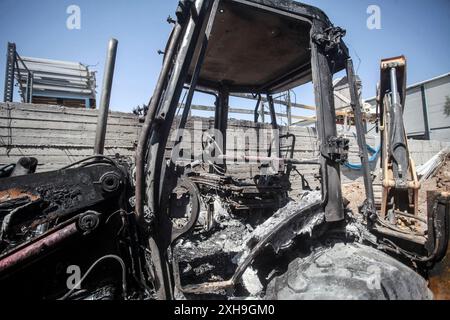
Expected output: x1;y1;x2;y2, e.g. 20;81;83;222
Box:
59;156;118;170
344;144;381;170
59;254;127;300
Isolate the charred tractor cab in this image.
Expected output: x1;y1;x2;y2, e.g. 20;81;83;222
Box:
134;0;447;300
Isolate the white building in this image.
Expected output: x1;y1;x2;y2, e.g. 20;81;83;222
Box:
365;73;450;142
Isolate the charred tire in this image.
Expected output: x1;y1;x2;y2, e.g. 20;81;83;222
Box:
265;242;433;300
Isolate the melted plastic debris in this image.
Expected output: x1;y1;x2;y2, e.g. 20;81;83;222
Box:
242;267;264;296
239;191;323;260
174;211;252;286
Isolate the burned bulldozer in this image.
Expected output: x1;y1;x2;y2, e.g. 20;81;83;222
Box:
0;0;449;300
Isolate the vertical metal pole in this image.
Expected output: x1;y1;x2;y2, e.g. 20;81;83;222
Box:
254;95;262;123
4;43;16;102
390;67;399;106
346;59;376;222
287;91;292;126
421;85;430;140
29;72;34;103
25;72;30;103
94;38;118;155
311;22;344;222
214;85;229;173
25;71;33;103
260;102;265;123
267;95;278;130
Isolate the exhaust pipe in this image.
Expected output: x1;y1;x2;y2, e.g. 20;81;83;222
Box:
94;38;118;155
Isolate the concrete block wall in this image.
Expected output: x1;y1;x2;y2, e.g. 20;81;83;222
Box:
0;103;141;172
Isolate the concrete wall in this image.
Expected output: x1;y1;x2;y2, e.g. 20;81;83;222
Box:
1;102;448;194
408;139;450;166
0;102;141;172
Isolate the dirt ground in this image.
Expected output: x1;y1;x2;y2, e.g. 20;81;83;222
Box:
342;182;367;215
342;153;450;218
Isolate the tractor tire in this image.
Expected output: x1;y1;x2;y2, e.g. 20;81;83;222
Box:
265;242;433;300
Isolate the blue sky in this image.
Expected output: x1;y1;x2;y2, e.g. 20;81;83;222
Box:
1;0;449;119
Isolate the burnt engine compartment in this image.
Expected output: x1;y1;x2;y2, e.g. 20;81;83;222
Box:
0;157;147;300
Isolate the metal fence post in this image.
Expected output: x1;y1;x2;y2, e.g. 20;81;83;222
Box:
94;38;118;155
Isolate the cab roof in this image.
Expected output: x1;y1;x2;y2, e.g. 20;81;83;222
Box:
189;0;348;93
